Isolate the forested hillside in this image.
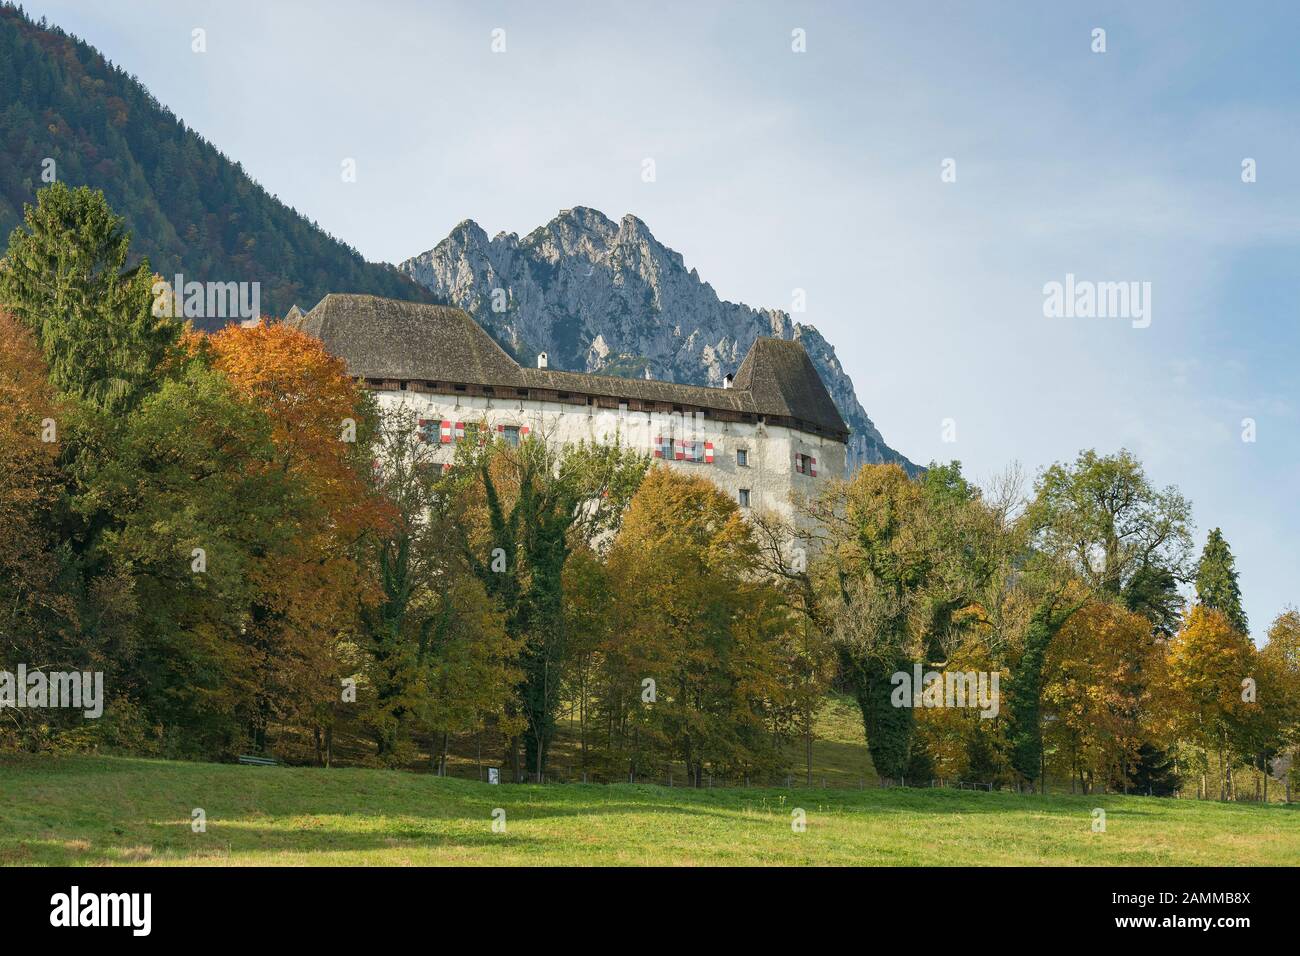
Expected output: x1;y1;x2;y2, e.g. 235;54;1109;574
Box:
0;4;433;324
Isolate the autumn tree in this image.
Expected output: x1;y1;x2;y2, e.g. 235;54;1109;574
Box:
1041;602;1170;794
0;311;81;748
1012;449;1192;789
1260;610;1300;799
203;321;379;754
603;467;801;785
1167;606;1257;800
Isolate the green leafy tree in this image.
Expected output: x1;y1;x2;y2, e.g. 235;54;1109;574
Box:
459;430;648;780
358;408;523;764
80;364;299;754
0;182;178;412
1027;449;1193;599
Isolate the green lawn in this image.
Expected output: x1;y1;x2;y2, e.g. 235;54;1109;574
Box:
1;754;1296;866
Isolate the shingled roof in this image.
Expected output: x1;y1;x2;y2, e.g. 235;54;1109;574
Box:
292;294;849;440
732;338;849;441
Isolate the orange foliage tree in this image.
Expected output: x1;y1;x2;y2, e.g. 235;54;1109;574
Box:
0;311;77;737
200;321;381;757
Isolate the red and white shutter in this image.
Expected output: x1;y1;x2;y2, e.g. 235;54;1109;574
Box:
520;426;530;437
454;422;465;441
654;435;664;459
497;424;506;434
440;420;452;444
810;457;817;477
704;441;714;464
674;439;685;461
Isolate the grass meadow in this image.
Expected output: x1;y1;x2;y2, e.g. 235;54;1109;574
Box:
1;753;1296;866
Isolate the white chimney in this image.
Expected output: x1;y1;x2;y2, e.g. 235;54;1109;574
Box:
723;373;734;390
537;351;548;369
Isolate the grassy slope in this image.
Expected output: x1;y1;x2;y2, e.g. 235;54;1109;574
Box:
1;754;1296;866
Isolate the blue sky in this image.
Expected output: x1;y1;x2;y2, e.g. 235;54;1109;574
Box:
25;0;1299;641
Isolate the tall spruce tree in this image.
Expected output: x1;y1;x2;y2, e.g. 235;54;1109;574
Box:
0;182;178;412
1195;528;1248;634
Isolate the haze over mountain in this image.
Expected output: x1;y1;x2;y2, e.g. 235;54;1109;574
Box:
0;5;433;323
400;206;917;473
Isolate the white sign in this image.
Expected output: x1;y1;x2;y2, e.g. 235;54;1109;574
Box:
488;768;500;785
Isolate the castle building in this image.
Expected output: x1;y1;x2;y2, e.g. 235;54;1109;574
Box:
291;294;849;523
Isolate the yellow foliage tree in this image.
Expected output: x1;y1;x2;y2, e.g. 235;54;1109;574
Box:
602;467;804;785
1167;605;1257;799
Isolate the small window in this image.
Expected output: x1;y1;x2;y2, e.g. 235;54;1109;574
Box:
739;488;751;508
502;425;521;447
736;449;748;467
795;453;816;476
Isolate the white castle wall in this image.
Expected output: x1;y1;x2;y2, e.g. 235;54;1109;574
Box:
372;388;847;526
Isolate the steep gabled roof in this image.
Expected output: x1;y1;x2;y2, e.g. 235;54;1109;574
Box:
293;294;849;440
291;293;526;387
732;338;848;438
